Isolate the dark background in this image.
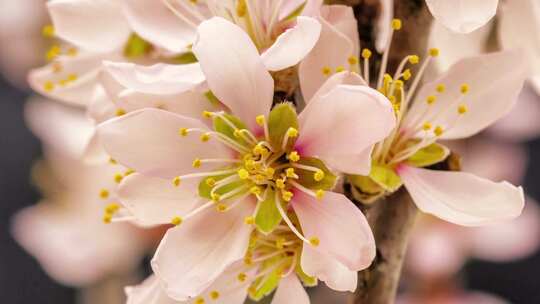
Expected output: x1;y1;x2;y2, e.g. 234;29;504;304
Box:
1;73;539;304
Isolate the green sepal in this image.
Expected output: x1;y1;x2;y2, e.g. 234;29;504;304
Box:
268;103;298;150
204;90;220;107
198;173;242;200
169;52;198;64
295;157;337;191
249;257;285;301
213;113;249;145
123;34;152;58
281;1;307;22
295;255;318;287
405;143;449;168
255;188;282;234
348;174;383;195
369;163;402;192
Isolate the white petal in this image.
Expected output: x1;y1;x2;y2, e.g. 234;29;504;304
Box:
47;0;130;52
301;246;358;292
261;17;321;71
271;274;310;304
398;165;525;226
426;0;499;33
126;275;180;304
193;17;273;130
103;61;205;95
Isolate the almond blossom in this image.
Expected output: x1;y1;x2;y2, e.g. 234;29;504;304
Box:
306;17;526;226
97;17;396;300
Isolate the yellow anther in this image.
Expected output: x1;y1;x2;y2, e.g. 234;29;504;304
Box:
250;186;261;195
179;128;189;136
233;129;242;138
216;203;228;212
429;48;440;57
286;127;299;138
422;122;432;131
314;170;325;182
321;66;332;76
460;84;470;94
348;56;359;65
114;173;123;184
99;189;109;199
205;178;216;187
383;73;393;83
244;216;255;225
282;191;294;202
434;126;444;137
458;104;468;115
408;55;420;64
315;189;325;200
42;25;55;37
210;291;220;300
244;255;253;265
309;237;320;247
105;203;120;214
255;115;266;126
124;169;135;176
116;108;126;116
171;216;183;226
173;176;181;187
276;179;286;189
46;45;61;61
265;167;275;178
237;273;247;282
200;133;211;142
426;95;437;105
43;81;55;92
109;158;117;165
394;80;404;89
402;69;412;80
211;193;221;202
195;297;205;304
236;0;247;17
436;84;446;93
103;214;112;224
67;74;78;82
252;145;264;155
286;168;296;178
361;48;372;59
391;18;402;30
335;66;345;73
254;174;265;183
238;168;249;179
276;237;286;249
288;151;300;162
67;48;78;57
192;158;202;168
202;111;213;119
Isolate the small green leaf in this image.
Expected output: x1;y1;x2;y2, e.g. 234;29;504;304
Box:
255;188;282;234
348;174;383;195
295;256;317;287
204;90;220;106
268;103;298;150
213;113;248;143
250;267;282;301
295;157;337;191
169;52;198;64
406;143;449;168
281;1;307;22
198;174;241;199
123;34;152;58
369;163;402;192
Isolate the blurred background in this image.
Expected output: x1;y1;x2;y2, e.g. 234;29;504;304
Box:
1;1;540;303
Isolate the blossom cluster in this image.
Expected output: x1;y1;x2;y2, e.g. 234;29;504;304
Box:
12;0;538;303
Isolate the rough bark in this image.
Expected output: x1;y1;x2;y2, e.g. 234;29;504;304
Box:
326;1;434;303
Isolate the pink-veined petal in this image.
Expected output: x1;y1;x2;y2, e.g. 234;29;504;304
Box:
297;85;395;175
301;246;358;292
193;17;273;131
47;0;130;52
118;173;203;226
425;0;499;33
271;274;310;304
291;191;376;271
103;61;205;95
151;201;255;300
261;17;321;71
97;108;230;179
398;165;525;226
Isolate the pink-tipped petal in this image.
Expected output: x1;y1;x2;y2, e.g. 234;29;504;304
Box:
118;173;203;226
103;61;205;95
151;201;255;300
399;165;525;226
291;191;376;271
301;246;358;292
47;0;130;52
193;17;273;130
297;85;395;174
271;274;310;304
426;0;498;33
261;17;321;71
97;108;230;179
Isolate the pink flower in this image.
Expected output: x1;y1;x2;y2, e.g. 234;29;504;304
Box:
97;17;396;300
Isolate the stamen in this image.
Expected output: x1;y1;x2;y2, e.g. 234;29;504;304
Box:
281;127;298;150
171;216;183;226
377;19;402;89
273;191;311;244
362;48;372;83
